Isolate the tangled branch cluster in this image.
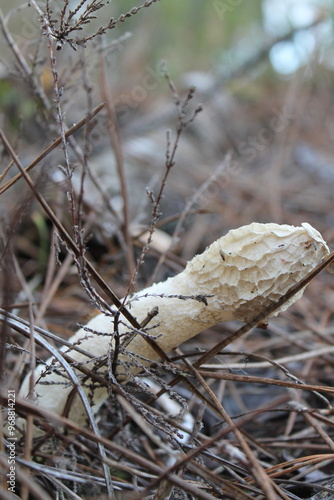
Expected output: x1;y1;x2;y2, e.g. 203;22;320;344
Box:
42;0;160;49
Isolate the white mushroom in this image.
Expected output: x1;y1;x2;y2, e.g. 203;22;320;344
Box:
20;222;329;429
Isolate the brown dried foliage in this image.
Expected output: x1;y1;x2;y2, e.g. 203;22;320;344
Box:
1;2;334;499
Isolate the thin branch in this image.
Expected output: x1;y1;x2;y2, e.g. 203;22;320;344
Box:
0;389;219;500
139;67;203;288
0;7;51;112
196;370;334;396
99;48;135;279
0;130;170;364
31;0;161;49
0;102;105;196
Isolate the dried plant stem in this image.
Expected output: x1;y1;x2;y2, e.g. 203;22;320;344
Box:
0;130;168;364
146;70;203;286
0;133;124;321
196;371;334;395
36;253;73;322
0;453;53;500
32;328;114;497
182;365;283;500
31;0;160;48
20;306;36;500
99;51;135;279
171;154;232;243
0;102;105;195
0;7;51;113
202;344;334;370
0;387;220;500
45;29;77;232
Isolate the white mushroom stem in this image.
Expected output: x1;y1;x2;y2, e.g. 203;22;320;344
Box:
20;222;329;428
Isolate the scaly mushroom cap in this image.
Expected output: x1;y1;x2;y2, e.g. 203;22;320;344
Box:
181;222;329;323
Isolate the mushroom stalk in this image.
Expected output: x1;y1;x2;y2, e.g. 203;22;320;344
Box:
19;222;329;427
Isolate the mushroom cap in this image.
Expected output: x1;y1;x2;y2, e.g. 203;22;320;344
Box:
183;222;329;323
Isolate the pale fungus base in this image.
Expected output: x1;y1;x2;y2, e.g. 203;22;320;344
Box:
19;222;329;429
